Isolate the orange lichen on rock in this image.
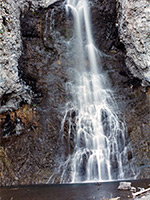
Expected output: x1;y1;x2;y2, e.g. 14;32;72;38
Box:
9;104;37;127
0;104;38;136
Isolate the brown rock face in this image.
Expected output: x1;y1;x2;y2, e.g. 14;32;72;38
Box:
90;0;150;180
0;1;67;186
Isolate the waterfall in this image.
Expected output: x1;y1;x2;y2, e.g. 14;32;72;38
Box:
48;0;136;183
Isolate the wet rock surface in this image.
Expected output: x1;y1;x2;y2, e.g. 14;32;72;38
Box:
89;0;150;180
0;0;150;186
0;0;67;186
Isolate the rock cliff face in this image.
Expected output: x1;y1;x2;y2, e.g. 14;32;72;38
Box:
0;0;31;114
0;0;65;185
90;0;150;180
0;0;59;114
0;0;150;186
0;0;68;186
117;0;150;85
116;0;150;178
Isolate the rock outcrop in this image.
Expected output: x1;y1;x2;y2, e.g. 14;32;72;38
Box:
0;0;67;186
0;0;59;114
117;0;150;85
116;0;150;178
0;0;31;114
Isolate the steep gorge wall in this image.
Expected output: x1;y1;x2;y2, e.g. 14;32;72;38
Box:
90;0;150;179
0;0;65;186
116;0;150;178
0;0;150;186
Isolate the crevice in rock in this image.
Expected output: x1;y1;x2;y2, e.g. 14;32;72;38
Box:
1;114;16;137
2;16;7;26
1;93;13;107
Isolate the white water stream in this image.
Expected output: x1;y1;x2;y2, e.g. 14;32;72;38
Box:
48;0;136;183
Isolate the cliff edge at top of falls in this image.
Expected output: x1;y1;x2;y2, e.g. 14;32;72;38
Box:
117;0;150;86
0;0;60;114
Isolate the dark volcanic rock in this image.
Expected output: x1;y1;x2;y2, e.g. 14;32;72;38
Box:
90;0;125;53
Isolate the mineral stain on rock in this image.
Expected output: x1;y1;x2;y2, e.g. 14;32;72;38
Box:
0;104;37;137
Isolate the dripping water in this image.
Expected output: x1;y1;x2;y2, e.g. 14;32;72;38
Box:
48;0;136;183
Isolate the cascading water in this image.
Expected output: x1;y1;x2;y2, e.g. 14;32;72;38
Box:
48;0;136;183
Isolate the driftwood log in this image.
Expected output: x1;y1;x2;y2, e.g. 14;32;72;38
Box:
132;187;150;198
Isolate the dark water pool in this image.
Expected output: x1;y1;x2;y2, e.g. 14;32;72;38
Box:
0;179;150;200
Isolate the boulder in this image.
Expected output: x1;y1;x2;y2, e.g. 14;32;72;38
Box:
118;182;132;190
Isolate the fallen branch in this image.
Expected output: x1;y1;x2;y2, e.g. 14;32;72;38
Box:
132;187;150;198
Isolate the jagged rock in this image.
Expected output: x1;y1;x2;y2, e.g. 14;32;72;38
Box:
117;0;150;84
0;0;60;114
0;0;31;113
0;0;66;186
